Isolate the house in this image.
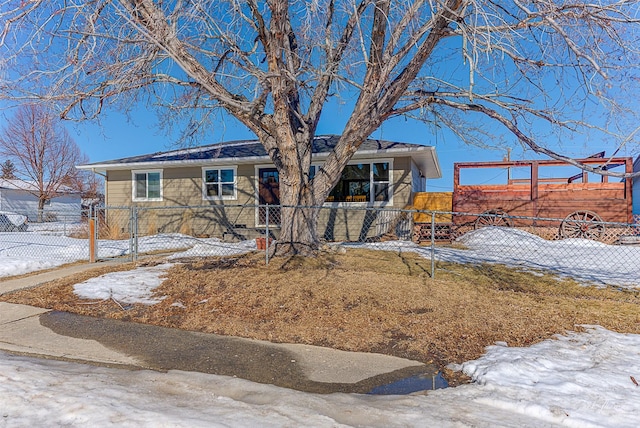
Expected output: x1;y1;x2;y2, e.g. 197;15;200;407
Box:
77;135;441;240
0;179;82;222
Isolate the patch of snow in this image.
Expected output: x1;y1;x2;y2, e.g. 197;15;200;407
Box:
73;264;172;305
168;238;257;258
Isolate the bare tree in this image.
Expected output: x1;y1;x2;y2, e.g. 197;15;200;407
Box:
65;168;104;205
0;105;86;220
1;1;639;252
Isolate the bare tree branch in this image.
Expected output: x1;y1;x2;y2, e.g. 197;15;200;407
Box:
1;0;639;251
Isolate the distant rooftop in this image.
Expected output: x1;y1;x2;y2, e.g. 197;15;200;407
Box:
0;179;79;194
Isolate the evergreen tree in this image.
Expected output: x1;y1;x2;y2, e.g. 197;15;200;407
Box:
0;160;16;179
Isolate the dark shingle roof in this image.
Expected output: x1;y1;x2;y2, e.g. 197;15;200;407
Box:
83;135;423;166
78;135;441;178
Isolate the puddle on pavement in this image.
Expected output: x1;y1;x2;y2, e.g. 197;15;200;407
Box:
367;372;448;395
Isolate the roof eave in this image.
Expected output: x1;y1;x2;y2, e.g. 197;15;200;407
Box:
77;154;273;173
78;145;442;178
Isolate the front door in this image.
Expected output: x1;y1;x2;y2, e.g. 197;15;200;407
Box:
258;168;281;225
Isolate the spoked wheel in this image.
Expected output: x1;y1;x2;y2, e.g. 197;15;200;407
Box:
559;210;605;240
474;210;513;229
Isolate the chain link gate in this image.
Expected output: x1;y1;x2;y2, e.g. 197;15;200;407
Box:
92;206;135;262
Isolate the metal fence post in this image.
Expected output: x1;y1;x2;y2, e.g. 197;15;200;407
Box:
265;203;270;265
131;206;139;262
431;211;436;279
89;206;96;263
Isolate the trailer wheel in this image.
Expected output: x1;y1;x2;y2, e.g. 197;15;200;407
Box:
559;210;605;240
474;210;513;229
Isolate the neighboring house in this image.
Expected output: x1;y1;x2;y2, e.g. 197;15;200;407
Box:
0;179;82;221
78;135;441;240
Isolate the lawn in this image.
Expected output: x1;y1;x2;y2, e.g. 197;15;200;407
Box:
3;248;640;386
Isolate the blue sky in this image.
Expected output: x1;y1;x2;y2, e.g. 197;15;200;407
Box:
2;2;638;193
64;107;496;192
65;100;638;193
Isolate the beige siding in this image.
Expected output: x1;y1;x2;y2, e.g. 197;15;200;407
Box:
316;206;411;242
104;156;417;241
392;156;413;209
106;170;133;207
107;165;259;206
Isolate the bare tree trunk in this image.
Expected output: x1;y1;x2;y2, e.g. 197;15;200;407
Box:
37;197;45;223
276;184;320;256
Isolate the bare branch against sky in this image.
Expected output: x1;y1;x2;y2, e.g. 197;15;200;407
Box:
1;0;638;252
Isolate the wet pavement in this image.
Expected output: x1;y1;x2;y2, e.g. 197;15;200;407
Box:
39;311;439;394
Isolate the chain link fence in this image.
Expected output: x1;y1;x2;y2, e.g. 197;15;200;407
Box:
0;208;90;263
410;210;640;287
1;204;639;287
88;204;640;287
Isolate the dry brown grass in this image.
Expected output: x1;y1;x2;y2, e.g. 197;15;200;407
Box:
3;249;640;386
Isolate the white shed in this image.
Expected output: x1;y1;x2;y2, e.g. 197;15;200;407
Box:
0;179;81;221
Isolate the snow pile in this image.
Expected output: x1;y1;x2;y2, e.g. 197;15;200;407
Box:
94;233;204;259
456;226;546;247
73;264;172;305
354;227;640;289
168;238;257;259
448;227;640;287
0;233;91;277
456;326;640;427
0;232;238;278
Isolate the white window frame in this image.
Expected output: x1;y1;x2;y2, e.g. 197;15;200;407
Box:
132;169;163;202
202;166;238;200
312;158;393;205
371;161;392;203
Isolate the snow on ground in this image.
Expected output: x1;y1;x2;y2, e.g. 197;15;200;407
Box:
355;227;640;289
0;232;256;278
1;326;639;427
92;233;252;259
167;238;257;259
73;264;173;305
0;233;90;277
6;225;637;287
449;227;640;287
25;220;85;236
3;228;640;426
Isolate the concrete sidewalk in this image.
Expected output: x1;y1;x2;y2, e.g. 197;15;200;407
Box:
0;261;143;367
0;260;126;296
0;263;437;394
